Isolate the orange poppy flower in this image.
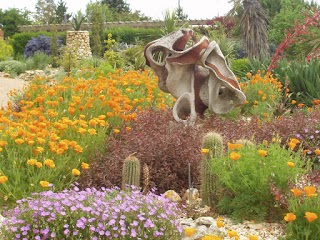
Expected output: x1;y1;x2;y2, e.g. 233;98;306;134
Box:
305;212;318;223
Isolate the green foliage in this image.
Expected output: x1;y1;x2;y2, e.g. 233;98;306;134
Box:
286;187;320;240
230;58;250;78
0;60;26;76
161;9;180;36
268;1;306;44
274;58;320;106
103;33;125;68
58;45;79;74
50;25;59;67
212;142;306;222
24;51;53;70
123;44;146;70
200;132;224;208
0;39;13;61
55;0;72;24
121;155;141;190
103;27;162;45
237;71;283;119
91;7;104;56
11;31;66;58
34;0;56;24
0;8;31;37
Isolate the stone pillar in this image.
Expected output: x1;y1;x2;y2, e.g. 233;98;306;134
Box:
66;31;92;59
0;28;4;40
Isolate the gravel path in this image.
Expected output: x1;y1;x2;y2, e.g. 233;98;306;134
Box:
0;76;27;108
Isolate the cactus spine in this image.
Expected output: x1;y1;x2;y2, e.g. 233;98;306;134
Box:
200;132;224;208
121;154;141;190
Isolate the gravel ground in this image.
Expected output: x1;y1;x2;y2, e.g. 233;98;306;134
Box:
0;75;27;108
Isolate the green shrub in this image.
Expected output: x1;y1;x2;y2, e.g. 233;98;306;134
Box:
0;60;26;76
25;51;53;70
285;185;320;240
11;32;66;58
0;39;14;61
103;27;162;45
211;142;306;222
123;44;146;70
274;58;320;106
230;58;250;78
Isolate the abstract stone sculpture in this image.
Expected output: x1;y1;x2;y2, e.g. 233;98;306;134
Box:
144;29;246;124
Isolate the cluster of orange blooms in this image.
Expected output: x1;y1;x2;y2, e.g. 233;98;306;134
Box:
284;186;319;223
0;69;173;202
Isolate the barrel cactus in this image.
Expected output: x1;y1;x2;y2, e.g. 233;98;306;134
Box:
200;132;224;208
121;154;141;190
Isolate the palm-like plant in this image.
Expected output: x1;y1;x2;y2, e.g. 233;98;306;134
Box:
228;0;269;60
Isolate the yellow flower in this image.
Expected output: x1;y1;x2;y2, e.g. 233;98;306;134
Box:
184;227;196;237
0;140;8;147
35;162;43;168
305;212;318;223
258;90;263;95
40;181;50;187
201;148;210;154
81;162;90;170
228;230;239;240
284;213;296;222
72;168;81;176
202;235;222;240
88;128;97;135
315;149;320;156
230;152;241;161
304;186;318;197
249;235;259;240
288;142;297;150
27;158;37;166
287;162;295;168
0;176;8;184
113;129;120;134
258;150;268;157
44;159;55;168
15;138;25;145
216;220;224;228
77;128;86;134
290;188;303;197
291;100;296;105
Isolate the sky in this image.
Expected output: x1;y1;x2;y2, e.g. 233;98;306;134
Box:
2;0;230;20
1;0;319;20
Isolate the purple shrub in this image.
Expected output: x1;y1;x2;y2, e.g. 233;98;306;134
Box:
1;186;183;239
24;35;62;58
78;109;205;195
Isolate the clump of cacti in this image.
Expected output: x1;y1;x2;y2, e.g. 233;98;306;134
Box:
200;132;224;208
121;153;141;190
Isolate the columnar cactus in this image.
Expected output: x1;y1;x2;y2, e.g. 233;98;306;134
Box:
200;132;224;208
121;154;141;190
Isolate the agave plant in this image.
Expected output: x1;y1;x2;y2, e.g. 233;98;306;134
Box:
72;10;86;31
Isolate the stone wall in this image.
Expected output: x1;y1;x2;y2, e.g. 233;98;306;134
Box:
0;29;4;40
66;31;92;59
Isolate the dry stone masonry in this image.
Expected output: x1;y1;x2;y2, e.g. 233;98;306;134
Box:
66;31;92;59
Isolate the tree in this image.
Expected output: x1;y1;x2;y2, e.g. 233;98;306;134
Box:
35;0;56;24
101;0;130;13
176;0;188;20
0;8;31;37
86;2;106;56
241;0;269;60
55;0;72;24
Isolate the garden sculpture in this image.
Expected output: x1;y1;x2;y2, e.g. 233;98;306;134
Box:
144;29;246;124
